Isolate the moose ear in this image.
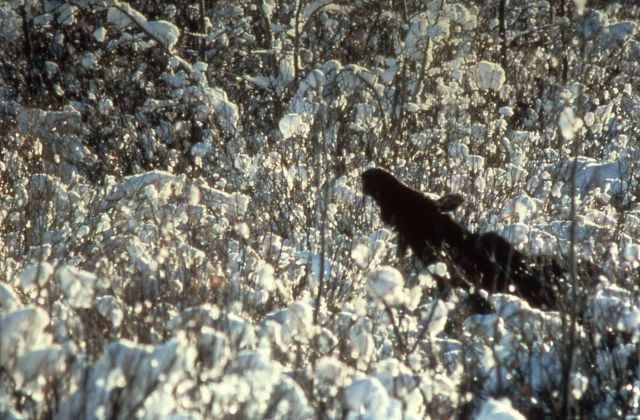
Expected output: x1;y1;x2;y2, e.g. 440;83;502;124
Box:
436;194;464;212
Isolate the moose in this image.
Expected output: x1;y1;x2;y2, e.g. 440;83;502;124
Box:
361;167;558;310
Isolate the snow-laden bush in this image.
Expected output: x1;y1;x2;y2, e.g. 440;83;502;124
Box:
0;0;638;418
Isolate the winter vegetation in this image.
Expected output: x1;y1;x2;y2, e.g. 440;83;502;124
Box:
0;0;639;418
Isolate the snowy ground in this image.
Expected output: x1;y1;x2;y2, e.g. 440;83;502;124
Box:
1;1;639;419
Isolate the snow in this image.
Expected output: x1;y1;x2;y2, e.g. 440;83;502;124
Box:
315;356;351;394
559;107;584;140
558;157;627;196
108;2;180;50
279;113;310;139
58;338;196;418
476;398;526;420
405;19;432;61
17;108;82;139
601;21;637;49
499;106;514;117
1;1;639;418
246;74;273;90
209;87;240;132
419;298;448;336
145;20;180;50
96;295;125;328
428;262;449;278
18;262;54;291
348;317;375;364
13;345;66;389
297;251;332;290
255;260;276;292
500;195;542;223
80;52;98;69
107;3;147;30
344;376;397;418
367;266;408;306
0;284;20;313
470;61;506;91
1;307;52;360
57;265;99;308
98;97;113;114
93;27;107;42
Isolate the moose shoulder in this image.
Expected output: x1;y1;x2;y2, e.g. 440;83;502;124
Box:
361;167;557;310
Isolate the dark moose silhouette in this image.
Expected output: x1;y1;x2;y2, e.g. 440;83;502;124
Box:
362;167;557;309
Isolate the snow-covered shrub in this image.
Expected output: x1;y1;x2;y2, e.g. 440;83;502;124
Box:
0;0;638;418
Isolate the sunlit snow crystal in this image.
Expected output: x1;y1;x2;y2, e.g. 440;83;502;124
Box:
279;55;295;87
145;20;180;50
93;27;106;42
419;370;458;402
191;140;212;157
14;344;66;389
225;314;256;350
600;21;637;50
470;61;506;91
198;327;228;375
349;318;374;364
53;3;76;25
96;296;125;328
285;301;314;341
429;19;450;39
419;299;448;336
0;284;21;313
464;313;505;338
127;239;157;272
427;262;449;278
227;349;280;375
559;107;583;140
351;244;370;268
499;106;514;117
245;74;273;90
80;52;97;69
572;0;586;15
57;265;98;308
1;307;51;359
367;266;408;306
476;398;526;420
106;170;178;202
404;19;430;60
304;68;325;89
315;356;350;395
234;222;250;240
107;3;147;29
449;140;469;159
501;195;540;222
563;158;626;197
465;154;485;172
622;242;640;265
192;61;207;73
296;251;332;291
234;153;252;173
107;3;180;50
619;307;640;340
98;98;113;114
58;338;194;418
18;262;54;291
279;113;310;139
344;377;399;418
261;233;284;258
372;358;417;397
571;372;589;400
255;261;276;292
